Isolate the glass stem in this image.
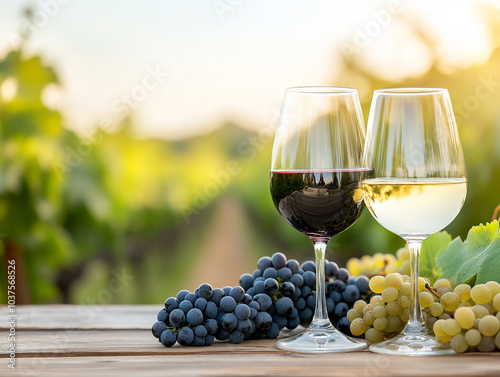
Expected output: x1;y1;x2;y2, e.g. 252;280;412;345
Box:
310;241;333;330
403;240;427;336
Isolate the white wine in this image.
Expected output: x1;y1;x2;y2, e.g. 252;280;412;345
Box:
362;178;467;238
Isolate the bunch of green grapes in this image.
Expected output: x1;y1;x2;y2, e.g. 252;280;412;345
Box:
434;282;500;353
346;247;410;277
347;272;429;343
348;273;500;353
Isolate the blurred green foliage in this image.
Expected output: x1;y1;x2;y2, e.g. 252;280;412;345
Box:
1;11;500;304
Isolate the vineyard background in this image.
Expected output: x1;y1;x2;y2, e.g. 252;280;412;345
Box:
1;3;500;304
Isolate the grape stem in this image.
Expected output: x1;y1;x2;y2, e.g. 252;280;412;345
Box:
491;204;500;222
425;283;441;300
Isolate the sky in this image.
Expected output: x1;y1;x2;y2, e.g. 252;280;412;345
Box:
0;0;498;139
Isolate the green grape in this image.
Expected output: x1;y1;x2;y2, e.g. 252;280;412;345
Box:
401;261;410;275
433;319;447;337
458;301;473;308
369;276;386;294
386;302;402;316
471;284;493;305
427;316;438;333
370;295;383;305
472;305;490;319
477;336;496;352
495;332;500;349
353;300;367;311
381;287;399;303
365;328;385;343
401;274;410;282
362;304;374;315
385;273;403;290
434;279;451;289
347;253;402;276
437;286;453;297
399;282;411;298
374;252;393;266
385;265;399;274
386;316;402;333
454;307;475;330
480;303;495;315
350;318;367;336
346;258;363;276
451;334;468;353
418;277;426;292
363;311;375;326
397;295;410;309
439;313;451;320
464;329;482;346
486;281;500;298
429;302;444;317
436;334;452;344
399;308;410;322
419;291;434;308
443;319;461;337
478;315;500;337
398;322;406;333
347;308;362;322
454;284;472;302
441;292;461;312
396;247;409;261
373;305;387;318
493;293;500;312
373;317;388;331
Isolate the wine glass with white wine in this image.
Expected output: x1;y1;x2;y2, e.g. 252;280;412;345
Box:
362;88;467;356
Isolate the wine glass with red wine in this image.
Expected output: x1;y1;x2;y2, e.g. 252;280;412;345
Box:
270;87;370;352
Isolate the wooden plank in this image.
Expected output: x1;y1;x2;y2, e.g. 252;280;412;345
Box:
3;328;500;377
3;329;293;357
0;305;159;330
11;353;500;377
2;305;500;377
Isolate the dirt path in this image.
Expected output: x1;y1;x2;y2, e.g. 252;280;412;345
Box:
185;196;252;291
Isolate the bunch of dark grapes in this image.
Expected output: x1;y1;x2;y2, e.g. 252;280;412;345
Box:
152;283;274;347
240;252;373;338
240;252;302;336
152;252;373;347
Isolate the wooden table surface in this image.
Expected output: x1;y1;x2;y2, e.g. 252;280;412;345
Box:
1;305;500;377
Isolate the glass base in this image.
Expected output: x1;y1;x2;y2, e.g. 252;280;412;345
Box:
276;326;368;353
369;333;455;356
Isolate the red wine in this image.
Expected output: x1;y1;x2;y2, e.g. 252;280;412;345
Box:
270;169;372;241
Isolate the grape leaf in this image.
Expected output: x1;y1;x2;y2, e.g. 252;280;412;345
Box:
437;221;500;285
420;231;452;283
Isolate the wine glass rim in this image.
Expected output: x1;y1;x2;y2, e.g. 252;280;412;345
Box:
374;87;448;95
286;86;357;94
